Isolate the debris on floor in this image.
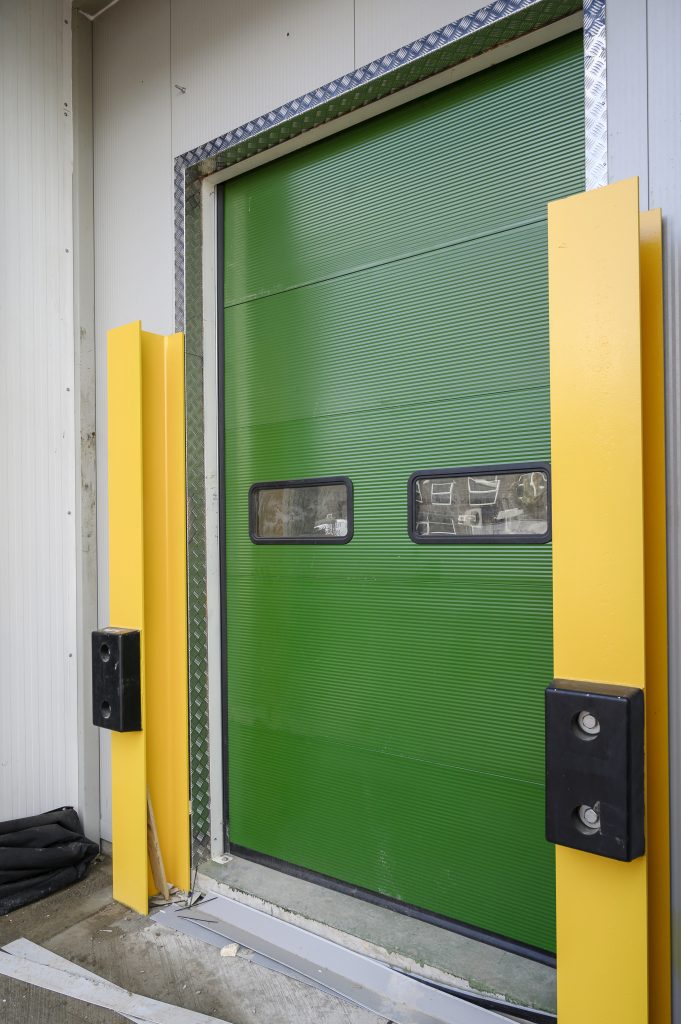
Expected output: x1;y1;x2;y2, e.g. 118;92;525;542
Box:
0;939;233;1024
0;857;388;1024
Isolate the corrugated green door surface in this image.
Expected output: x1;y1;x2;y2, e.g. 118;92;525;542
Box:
224;34;584;953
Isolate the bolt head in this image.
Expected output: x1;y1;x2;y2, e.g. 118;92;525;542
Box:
578;803;601;831
577;710;600;736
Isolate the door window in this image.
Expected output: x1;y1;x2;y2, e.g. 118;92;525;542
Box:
410;465;550;542
249;477;353;543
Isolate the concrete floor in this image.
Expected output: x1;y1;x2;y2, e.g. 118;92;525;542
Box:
0;857;387;1024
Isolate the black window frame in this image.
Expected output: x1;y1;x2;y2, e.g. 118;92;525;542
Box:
408;462;551;545
249;476;354;545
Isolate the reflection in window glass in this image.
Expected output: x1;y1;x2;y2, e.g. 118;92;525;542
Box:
412;468;549;540
251;479;351;542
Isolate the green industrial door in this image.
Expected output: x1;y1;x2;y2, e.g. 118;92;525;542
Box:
223;33;584;954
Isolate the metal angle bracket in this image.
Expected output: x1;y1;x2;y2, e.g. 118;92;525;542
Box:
155;895;517;1023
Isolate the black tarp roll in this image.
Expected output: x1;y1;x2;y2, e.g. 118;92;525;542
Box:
0;806;99;915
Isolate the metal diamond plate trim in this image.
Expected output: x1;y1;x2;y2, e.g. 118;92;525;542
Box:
177;0;599;866
584;0;607;190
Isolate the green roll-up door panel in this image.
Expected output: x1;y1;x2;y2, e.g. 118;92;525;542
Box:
224;33;585;953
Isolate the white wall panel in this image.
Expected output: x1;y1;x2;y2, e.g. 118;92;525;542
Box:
93;0;173;349
0;0;79;821
605;0;648;204
171;0;354;156
355;0;481;67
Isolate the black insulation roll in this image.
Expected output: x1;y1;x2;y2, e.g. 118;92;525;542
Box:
0;807;98;915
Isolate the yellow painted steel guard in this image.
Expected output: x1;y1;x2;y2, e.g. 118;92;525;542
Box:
108;322;191;913
549;180;670;1022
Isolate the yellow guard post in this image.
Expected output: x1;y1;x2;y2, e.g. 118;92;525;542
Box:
108;322;191;912
549;180;670;1022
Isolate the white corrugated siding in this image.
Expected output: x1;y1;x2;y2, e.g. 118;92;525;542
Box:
0;0;78;819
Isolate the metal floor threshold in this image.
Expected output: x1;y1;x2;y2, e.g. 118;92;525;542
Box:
153;894;553;1024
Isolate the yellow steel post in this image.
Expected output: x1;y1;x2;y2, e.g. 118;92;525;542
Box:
107;322;191;913
640;208;671;1023
108;322;148;914
141;329;191;895
549;179;670;1022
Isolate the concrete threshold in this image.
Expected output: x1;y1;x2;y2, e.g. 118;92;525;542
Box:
197;857;556;1016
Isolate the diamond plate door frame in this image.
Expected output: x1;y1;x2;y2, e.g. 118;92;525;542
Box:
583;0;607;191
175;0;607;865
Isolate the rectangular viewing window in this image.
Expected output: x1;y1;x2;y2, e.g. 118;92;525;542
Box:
409;464;550;543
250;477;353;544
